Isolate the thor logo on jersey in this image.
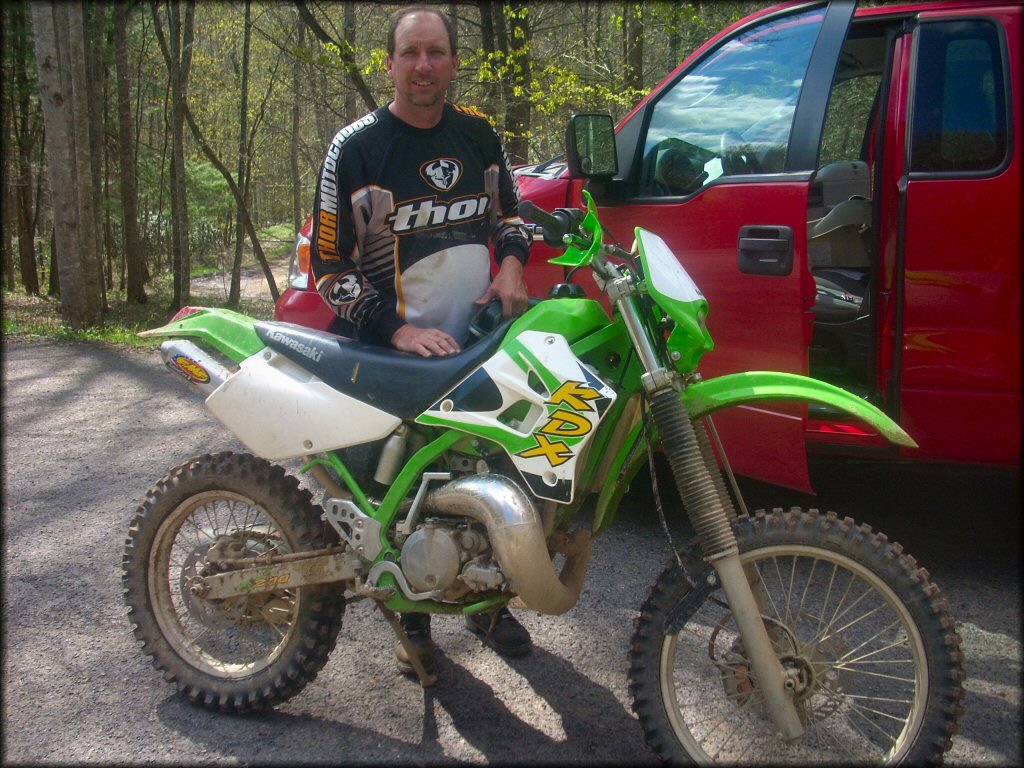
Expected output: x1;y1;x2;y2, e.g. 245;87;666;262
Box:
421;159;462;191
326;272;363;306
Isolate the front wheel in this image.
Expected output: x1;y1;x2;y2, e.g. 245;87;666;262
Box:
122;452;345;712
629;509;965;764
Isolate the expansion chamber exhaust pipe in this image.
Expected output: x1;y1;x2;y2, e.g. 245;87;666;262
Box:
424;474;592;616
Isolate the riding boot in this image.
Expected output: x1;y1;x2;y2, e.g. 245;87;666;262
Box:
394;613;437;676
465;607;532;657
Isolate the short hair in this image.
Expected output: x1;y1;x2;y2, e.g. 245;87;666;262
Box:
387;5;457;57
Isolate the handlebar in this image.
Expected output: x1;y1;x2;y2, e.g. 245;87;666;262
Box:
519;200;582;248
520;198;636;278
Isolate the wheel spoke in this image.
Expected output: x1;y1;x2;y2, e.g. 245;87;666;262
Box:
634;512;953;765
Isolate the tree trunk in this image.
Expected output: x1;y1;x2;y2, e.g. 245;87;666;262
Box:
114;2;146;303
503;1;531;164
295;0;377;113
151;0;194;312
183;104;279;301
2;108;15;291
48;230;60;296
623;1;643;103
9;3;41;295
85;4;108;307
476;1;499;117
291;12;305;232
228;0;251;308
31;1;105;328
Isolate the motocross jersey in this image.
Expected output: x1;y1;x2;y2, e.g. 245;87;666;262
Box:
310;102;531;346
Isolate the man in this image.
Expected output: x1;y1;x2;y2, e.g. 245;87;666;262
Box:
309;5;533;677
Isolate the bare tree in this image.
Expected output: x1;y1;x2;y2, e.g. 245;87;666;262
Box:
294;0;377;113
623;1;644;102
228;0;252;307
504;0;531;163
31;0;105;328
151;0;194;311
113;3;147;304
290;10;305;232
7;3;41;295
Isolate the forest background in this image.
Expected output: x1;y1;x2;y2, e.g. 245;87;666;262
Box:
1;1;761;335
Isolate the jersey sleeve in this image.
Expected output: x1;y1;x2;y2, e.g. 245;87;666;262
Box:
310;129;404;344
487;127;531;267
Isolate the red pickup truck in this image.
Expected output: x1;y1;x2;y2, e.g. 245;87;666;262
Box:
276;0;1020;492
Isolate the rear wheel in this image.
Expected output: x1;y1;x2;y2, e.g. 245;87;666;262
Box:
122;452;345;712
629;508;965;764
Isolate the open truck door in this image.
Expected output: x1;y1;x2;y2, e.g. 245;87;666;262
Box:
583;2;857;492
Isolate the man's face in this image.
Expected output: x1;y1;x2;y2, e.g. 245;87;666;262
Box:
386;12;458;113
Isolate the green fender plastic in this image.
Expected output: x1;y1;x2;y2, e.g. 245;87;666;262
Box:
591;371;917;533
683;371;917;448
138;307;265;363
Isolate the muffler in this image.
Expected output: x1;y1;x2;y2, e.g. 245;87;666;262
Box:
424;474;592;615
157;339;232;397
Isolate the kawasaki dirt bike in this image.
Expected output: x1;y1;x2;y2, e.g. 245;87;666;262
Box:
123;189;965;762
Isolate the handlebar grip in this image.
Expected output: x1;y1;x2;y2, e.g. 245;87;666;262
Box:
520;200;570;247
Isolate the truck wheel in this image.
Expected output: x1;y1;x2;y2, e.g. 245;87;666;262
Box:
122;452;345;712
629;508;965;764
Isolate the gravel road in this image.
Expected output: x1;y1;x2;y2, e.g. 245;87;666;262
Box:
2;338;1020;765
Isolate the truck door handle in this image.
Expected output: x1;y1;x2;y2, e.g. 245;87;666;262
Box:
737;225;794;276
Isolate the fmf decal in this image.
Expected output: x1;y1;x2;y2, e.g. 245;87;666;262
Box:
172;354;210;384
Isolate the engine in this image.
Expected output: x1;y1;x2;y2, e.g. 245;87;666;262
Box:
399;518;505;601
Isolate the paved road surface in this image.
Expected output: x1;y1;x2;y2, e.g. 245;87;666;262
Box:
2;339;1019;764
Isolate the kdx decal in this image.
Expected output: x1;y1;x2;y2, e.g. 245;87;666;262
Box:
516;381;604;466
518;433;574;467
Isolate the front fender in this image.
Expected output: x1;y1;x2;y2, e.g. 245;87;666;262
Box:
683;371;917;448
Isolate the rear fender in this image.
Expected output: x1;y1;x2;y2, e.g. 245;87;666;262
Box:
684;372;917;448
138;307;264;363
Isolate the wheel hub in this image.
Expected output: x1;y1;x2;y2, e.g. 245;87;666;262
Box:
180;534;295;630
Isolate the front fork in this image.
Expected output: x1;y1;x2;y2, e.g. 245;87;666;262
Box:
607;263;804;742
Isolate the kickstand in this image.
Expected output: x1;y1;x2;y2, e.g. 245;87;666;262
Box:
377;603;437;688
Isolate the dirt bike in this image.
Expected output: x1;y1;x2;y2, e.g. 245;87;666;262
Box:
123;166;965;763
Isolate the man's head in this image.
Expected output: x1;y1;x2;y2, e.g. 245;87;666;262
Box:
386;6;459;128
387;6;456;58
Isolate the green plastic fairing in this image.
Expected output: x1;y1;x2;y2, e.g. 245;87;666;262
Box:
683;371;918;448
138;307;265;363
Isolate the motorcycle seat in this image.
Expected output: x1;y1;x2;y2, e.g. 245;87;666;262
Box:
254;319;514;420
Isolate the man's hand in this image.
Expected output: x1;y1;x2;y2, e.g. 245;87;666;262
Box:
476;257;528;317
391;323;461;358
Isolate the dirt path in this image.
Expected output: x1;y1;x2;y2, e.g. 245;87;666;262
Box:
189;255;292;301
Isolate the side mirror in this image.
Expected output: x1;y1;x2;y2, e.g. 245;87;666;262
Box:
566;113;617;179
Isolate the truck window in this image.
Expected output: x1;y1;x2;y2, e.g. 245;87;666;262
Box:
637;7;827;198
818;35;886;169
910;20;1008;173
